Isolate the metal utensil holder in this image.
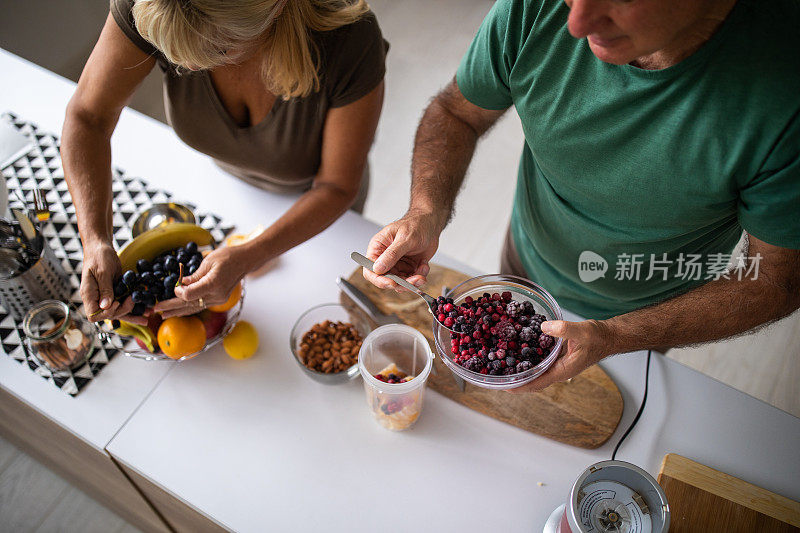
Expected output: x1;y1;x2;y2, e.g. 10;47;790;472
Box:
0;242;71;321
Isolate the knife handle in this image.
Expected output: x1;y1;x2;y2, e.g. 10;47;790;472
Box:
337;277;384;322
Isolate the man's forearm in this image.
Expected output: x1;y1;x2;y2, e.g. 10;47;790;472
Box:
602;272;800;355
410;95;480;230
62;108;115;247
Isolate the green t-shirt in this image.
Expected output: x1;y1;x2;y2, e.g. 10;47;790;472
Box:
456;0;800;319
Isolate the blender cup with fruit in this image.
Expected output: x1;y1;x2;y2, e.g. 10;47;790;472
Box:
358;324;433;431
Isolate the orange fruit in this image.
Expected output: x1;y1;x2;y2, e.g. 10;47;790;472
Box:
225;225;264;247
209;282;243;312
157;316;207;359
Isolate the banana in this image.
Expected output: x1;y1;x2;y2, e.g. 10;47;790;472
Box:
106;319;158;352
118;223;213;271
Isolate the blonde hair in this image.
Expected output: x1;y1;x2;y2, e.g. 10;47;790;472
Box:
131;0;369;99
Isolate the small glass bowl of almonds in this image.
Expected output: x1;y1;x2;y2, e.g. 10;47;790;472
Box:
289;303;373;385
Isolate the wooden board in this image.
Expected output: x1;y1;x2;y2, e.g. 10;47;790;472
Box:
343;264;623;449
658;454;800;532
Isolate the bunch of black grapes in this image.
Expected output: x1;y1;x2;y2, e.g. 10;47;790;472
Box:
113;242;203;315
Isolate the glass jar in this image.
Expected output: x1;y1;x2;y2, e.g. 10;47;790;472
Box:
22;300;96;373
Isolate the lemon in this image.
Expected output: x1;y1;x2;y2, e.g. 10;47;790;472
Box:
223;321;258;360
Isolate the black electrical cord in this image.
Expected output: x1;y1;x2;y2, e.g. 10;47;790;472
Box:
611;349;652;461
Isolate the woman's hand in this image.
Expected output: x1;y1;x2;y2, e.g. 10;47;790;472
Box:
363;209;445;291
154;246;253;319
80;240;134;321
509;320;613;392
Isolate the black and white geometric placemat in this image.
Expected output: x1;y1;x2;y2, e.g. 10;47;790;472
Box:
0;112;234;396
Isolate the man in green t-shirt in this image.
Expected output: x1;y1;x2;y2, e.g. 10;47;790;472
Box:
363;0;800;389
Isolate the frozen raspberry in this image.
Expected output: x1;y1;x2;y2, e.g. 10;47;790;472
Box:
496;320;517;341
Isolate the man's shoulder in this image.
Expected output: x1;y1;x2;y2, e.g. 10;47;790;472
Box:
488;0;570;59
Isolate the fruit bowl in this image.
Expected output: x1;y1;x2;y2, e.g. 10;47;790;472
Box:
432;274;564;390
102;222;244;361
110;285;244;361
289;303;373;384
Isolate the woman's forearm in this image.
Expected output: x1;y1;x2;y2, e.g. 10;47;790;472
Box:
62;105;116;248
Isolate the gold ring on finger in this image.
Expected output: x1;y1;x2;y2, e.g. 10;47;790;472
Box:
198;297;205;308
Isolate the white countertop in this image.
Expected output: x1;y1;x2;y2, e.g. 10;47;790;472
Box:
0;49;176;450
2;48;799;531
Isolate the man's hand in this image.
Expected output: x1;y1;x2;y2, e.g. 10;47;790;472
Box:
363;209;445;290
509;319;611;392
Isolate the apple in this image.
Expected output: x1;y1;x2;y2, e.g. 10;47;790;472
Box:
199;310;228;340
134;313;163;353
135;337;154;353
147;312;163;336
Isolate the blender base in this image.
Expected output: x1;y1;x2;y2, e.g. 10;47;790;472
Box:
543;503;565;533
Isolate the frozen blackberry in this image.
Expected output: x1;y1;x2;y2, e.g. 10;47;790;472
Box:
519;326;536;342
464;356;483;372
506;300;523;317
539;334;554;350
516;360;533;373
505;356;516;367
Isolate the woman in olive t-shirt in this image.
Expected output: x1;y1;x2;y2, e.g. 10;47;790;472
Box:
63;0;387;321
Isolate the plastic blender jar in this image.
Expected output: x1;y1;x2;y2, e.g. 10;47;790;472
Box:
358;324;434;431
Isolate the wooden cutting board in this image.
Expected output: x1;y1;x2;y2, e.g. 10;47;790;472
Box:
658;454;800;532
342;264;623;449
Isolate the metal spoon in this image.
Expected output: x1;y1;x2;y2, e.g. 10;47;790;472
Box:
350;251;458;333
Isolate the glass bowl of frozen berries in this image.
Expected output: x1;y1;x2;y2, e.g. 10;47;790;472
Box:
432;274;564;390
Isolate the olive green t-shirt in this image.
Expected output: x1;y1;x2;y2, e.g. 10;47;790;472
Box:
111;0;387;192
457;0;800;319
